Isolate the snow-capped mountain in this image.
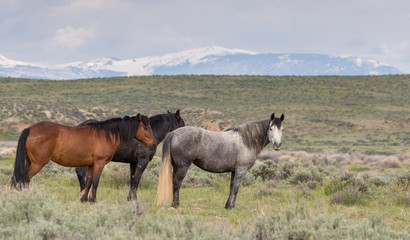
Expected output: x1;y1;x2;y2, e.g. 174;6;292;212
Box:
0;46;403;80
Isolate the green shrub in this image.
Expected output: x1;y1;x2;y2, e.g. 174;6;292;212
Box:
329;186;364;205
370;176;389;187
276;160;297;180
257;181;278;196
395;171;410;190
289;168;324;186
252;203;408;240
391;171;410;206
100;163;129;189
250;160;277;181
323;172;368;196
183;165;214;187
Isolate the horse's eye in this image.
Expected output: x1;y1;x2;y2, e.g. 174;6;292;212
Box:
282;128;285;132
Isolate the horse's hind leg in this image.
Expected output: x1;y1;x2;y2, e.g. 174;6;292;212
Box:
27;162;47;182
25;147;51;183
80;166;93;202
172;166;190;208
225;169;247;209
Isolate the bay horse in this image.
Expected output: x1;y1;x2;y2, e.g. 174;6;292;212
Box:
11;113;157;203
75;110;185;201
157;113;284;209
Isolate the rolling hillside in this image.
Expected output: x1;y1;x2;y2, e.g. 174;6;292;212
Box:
0;75;409;153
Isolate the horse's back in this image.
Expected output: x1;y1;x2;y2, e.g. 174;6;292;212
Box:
167;126;244;172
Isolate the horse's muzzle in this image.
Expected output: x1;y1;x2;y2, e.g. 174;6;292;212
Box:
147;143;157;151
273;142;281;151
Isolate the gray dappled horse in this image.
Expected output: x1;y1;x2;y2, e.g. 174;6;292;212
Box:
157;113;284;209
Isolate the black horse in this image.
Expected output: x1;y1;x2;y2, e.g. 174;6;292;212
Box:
75;110;185;200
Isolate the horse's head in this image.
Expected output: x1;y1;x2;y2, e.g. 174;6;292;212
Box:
268;113;285;151
168;109;185;129
135;113;157;150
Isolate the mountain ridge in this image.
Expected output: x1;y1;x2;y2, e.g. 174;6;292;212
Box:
0;46;403;80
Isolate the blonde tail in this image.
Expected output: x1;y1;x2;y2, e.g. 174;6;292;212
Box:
156;138;173;205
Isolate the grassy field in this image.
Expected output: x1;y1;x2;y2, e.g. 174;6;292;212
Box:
0;150;409;239
0;75;409;239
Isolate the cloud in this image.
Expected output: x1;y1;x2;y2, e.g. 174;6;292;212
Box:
48;25;97;49
1;0;410;72
381;41;410;60
68;0;104;9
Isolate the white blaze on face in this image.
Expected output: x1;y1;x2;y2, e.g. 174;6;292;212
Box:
269;123;283;151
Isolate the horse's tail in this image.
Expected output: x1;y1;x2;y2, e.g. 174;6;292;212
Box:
156;135;173;205
11;128;30;189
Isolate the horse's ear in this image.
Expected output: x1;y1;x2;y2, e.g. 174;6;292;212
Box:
167;110;171;114
137;113;142;122
280;114;284;122
269;113;275;126
176;109;181;120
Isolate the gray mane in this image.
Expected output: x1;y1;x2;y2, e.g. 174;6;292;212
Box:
225;119;270;153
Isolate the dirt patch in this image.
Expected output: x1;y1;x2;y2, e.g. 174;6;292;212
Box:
201;120;228;131
15;123;30;132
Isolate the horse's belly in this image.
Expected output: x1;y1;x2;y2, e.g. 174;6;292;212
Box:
51;151;94;167
194;161;234;173
194;152;237;173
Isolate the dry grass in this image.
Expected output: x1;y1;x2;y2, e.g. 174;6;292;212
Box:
258;151;410;169
381;156;403;168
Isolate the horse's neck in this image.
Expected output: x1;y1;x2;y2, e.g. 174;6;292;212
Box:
112;137;127;151
151;118;173;143
241;120;270;154
153;129;166;143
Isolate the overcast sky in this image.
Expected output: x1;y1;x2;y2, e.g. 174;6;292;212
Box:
1;0;409;73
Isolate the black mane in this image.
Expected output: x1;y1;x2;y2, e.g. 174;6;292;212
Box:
226;119;270;153
85;115;149;143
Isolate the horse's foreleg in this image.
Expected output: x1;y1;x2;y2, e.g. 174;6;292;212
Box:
127;159;149;201
80;166;93;202
229;171;235;193
172;166;189;208
225;170;246;209
75;166;88;192
128;162;137;201
88;162;105;203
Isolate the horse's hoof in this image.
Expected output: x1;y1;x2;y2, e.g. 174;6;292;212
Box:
225;204;235;209
127;194;137;201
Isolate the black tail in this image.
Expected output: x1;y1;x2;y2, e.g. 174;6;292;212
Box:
11;128;30;189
